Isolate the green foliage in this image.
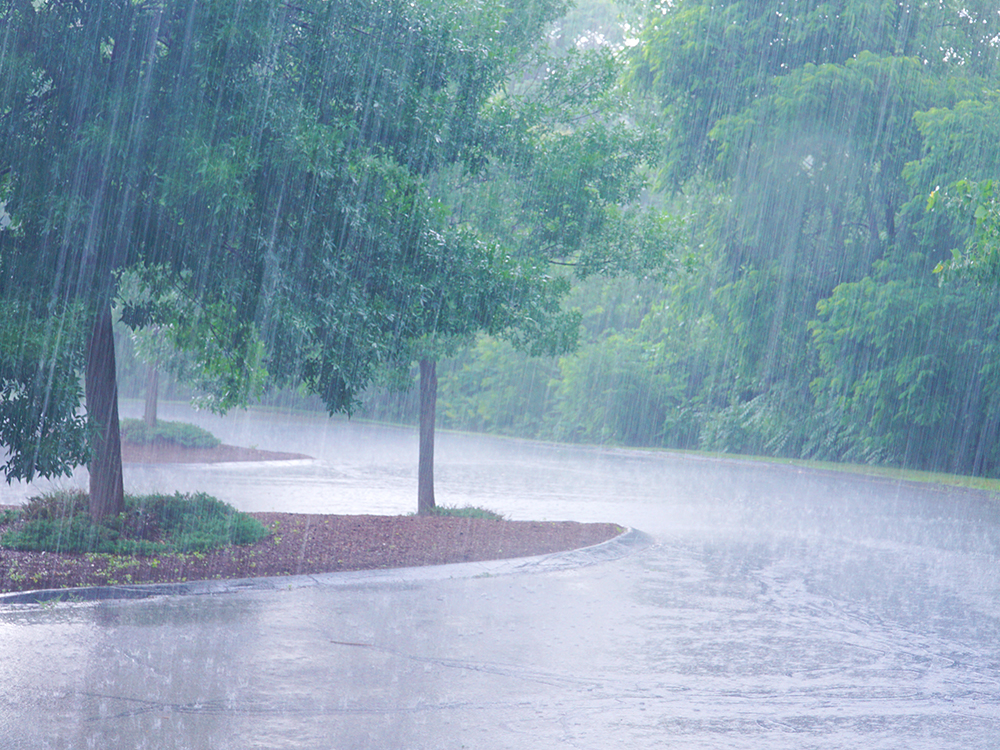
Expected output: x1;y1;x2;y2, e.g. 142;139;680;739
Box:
529;0;996;476
0;302;91;481
419;0;1000;481
0;0;595;480
1;491;269;555
449;42;676;281
421;505;506;521
7;0;1000;484
809;266;1000;474
439;337;559;437
930;179;1000;285
15;490;90;522
907;97;1000;196
698;389;826;459
117;265;269;414
249;0;593;411
119;419;221;450
632;0;1000;189
344;0;1000;485
547;332;683;445
900;93;1000;283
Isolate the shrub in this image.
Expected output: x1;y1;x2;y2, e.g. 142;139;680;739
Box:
119;419;221;449
422;505;505;521
18;489;90;521
129;492;270;551
0;491;268;554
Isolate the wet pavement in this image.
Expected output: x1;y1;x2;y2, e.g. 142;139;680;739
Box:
2;403;1000;748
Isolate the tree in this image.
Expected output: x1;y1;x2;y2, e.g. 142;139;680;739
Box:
632;0;1000;186
1;0;178;518
402;0;1000;476
0;301;91;482
403;37;676;512
1;0;677;519
1;0;615;516
809;261;1000;474
116;264;270;427
2;0;315;517
620;0;1000;464
928;179;1000;285
903;93;1000;285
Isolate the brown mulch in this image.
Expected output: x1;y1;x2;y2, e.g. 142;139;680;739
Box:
0;441;623;595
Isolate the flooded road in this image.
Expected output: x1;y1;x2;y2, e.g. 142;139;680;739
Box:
2;402;999;748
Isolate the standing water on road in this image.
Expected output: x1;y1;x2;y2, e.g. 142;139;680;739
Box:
1;404;998;748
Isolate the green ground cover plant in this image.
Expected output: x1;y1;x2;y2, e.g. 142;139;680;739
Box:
119;419;221;449
0;490;269;555
420;505;506;521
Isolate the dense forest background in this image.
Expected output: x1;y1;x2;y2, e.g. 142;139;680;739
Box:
116;0;1000;478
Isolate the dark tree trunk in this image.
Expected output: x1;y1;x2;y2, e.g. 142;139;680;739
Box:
417;358;437;514
143;357;159;427
86;305;125;521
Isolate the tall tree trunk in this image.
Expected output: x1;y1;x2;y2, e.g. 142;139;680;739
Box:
417;358;437;514
143;356;159;428
86;304;125;521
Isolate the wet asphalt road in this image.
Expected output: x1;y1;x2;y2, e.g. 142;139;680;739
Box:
1;402;999;748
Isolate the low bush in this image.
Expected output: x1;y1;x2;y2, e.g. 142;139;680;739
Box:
422;505;505;521
0;490;269;555
119;419;221;449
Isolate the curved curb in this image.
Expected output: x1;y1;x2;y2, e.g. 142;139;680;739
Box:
0;527;653;606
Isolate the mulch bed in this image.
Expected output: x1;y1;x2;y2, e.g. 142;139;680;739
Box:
0;441;622;594
0;512;621;594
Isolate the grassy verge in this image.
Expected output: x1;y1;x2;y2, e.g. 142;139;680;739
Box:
667;450;1000;493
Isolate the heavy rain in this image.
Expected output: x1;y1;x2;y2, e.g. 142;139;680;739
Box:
1;0;1000;747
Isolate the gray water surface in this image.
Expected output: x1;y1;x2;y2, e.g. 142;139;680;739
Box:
1;403;999;748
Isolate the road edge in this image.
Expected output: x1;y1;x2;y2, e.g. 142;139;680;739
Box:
0;527;654;606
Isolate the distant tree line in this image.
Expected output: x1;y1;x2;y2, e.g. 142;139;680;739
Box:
377;0;1000;478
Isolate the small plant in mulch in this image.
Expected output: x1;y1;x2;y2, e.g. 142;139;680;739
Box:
420;505;506;521
0;490;269;555
119;418;221;449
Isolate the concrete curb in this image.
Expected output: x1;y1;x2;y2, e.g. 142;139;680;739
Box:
0;527;653;606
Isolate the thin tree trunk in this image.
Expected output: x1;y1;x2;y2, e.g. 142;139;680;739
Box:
143;356;159;428
417;358;437;514
86;304;125;521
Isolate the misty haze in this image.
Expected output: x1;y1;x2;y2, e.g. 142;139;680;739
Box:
2;0;1000;747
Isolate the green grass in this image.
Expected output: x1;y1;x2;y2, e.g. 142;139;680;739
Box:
119;418;221;449
663;449;1000;493
765;457;1000;491
0;490;269;555
420;505;506;521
